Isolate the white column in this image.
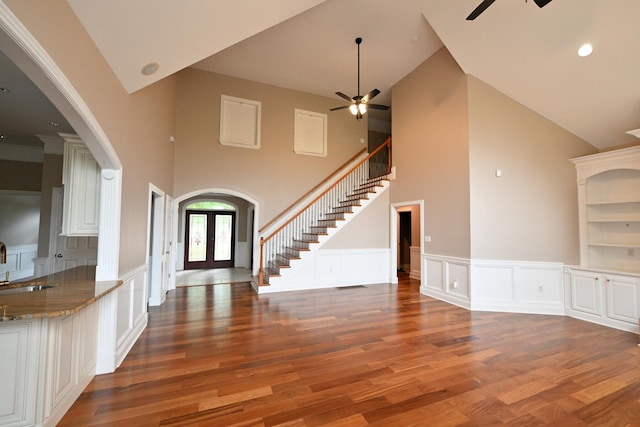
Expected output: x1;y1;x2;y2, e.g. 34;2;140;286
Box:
95;169;122;281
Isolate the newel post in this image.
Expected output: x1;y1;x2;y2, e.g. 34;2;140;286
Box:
258;237;265;286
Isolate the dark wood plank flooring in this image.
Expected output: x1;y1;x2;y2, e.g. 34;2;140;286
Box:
59;277;640;426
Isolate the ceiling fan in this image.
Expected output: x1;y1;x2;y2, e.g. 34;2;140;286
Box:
466;0;552;20
330;37;389;120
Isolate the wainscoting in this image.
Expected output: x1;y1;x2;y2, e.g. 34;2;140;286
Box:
0;243;37;281
96;264;148;374
259;248;390;294
422;253;566;316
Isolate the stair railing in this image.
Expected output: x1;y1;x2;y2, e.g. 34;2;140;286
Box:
259;147;367;235
258;137;391;286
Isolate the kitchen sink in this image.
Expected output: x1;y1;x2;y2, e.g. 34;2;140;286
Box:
0;284;56;295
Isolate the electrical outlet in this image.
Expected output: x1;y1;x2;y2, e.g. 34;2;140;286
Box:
452;280;458;289
537;285;544;293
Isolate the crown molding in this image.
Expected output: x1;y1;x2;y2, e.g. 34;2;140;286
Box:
37;134;64;155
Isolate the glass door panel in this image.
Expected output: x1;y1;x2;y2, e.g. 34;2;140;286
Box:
187;213;208;262
214;214;232;261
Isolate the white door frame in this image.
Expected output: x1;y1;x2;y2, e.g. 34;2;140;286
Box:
390;200;424;285
147;184;166;306
164;195;175;291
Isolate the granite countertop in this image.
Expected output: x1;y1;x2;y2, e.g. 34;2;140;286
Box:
0;265;123;321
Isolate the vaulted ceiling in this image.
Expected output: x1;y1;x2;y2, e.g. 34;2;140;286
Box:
2;0;640;151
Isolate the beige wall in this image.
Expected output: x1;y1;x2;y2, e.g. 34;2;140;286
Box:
174;69;367;228
0;193;40;245
391;47;597;265
0;159;41;191
467;76;596;263
6;0;177;274
323;190;390;249
391;48;471;258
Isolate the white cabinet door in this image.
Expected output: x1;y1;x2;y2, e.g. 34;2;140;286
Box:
0;321;41;426
76;302;98;381
571;270;602;315
45;315;76;419
604;274;640;324
61;134;100;236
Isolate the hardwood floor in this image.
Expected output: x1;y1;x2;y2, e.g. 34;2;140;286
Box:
60;278;640;426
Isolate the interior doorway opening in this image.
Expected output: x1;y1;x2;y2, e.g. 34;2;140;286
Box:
398;211;412;273
390;201;423;285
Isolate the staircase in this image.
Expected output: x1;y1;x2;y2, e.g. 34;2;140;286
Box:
254;138;392;293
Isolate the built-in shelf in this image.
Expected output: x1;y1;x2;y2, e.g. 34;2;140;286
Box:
588;219;640;223
572;145;640;275
587;200;640;206
588;242;640;249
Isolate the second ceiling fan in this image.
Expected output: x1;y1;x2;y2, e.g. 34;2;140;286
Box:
330;37;389;120
467;0;552;20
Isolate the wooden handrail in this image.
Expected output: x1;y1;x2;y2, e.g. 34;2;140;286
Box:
259;147;367;234
259;137;391;286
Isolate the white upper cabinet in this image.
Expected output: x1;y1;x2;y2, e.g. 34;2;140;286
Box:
61;133;100;236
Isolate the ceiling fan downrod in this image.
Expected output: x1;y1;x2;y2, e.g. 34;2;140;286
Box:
356;37;362;98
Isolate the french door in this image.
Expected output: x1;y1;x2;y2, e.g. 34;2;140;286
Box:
184;210;235;269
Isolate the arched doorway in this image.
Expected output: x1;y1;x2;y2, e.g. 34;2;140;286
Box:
171;189;259;289
0;6;121;280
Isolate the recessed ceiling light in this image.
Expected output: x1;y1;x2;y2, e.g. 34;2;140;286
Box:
0;87;9;93
578;43;593;57
141;62;160;76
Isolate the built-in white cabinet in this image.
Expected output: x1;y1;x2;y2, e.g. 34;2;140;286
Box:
0;304;98;427
61;133;100;236
42;303;97;426
0;320;41;426
571;146;640;274
570;146;640;334
569;268;640;333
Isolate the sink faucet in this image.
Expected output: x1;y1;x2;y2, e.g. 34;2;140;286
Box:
0;242;9;286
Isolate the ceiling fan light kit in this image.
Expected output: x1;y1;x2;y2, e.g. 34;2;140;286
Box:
330;37;389;120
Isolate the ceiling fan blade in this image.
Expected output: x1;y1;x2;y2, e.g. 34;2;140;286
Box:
330;105;350;111
335;92;353;102
361;89;380;104
368;104;389;110
466;0;496;20
533;0;552;7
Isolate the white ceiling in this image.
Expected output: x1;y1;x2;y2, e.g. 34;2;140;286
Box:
2;0;640;150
